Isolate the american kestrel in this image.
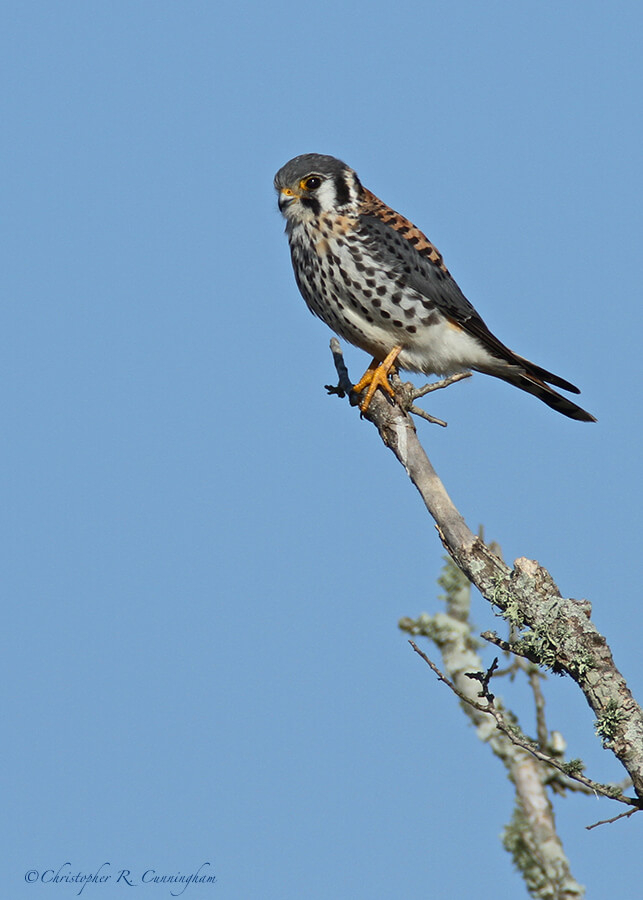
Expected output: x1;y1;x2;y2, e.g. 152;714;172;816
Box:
274;153;595;422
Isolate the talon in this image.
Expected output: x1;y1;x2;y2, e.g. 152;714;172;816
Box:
351;346;402;412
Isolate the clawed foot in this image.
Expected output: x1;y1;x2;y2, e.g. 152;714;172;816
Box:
327;338;471;426
351;346;402;412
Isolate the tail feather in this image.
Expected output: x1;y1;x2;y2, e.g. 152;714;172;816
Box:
493;369;596;422
510;353;581;395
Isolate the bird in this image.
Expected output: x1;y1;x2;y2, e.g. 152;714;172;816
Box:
274;153;595;422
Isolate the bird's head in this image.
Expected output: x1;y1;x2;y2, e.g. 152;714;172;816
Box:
274;153;362;225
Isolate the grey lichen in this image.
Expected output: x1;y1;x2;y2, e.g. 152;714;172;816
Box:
560;758;585;778
513;630;563;672
502;804;585;899
489;573;517;618
595;700;624;746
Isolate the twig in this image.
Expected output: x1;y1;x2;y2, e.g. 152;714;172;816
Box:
392;371;471;426
465;657;499;702
410;371;472;398
586;807;640;830
408;640;638;807
407;405;448;427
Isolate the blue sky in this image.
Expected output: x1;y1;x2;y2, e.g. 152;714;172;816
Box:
3;2;642;897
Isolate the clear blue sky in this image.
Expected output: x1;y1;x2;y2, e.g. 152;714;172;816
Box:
3;2;642;897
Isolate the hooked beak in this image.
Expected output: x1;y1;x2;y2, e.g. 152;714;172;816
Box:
278;187;299;213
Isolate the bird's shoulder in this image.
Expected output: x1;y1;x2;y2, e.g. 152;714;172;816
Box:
356;187;484;325
358;188;449;272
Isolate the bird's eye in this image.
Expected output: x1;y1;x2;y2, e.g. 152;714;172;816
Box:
300;175;322;191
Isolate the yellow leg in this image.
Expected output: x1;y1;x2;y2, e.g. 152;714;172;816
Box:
352;346;402;412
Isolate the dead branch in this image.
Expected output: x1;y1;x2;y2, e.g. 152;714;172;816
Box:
328;339;643;803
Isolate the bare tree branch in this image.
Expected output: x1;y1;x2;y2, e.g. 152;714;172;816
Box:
327;340;643;804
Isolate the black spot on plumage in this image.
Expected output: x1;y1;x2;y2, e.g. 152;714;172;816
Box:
403;307;415;319
392;320;403;328
406;325;417;334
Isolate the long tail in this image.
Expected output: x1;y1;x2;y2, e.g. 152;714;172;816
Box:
488;356;596;422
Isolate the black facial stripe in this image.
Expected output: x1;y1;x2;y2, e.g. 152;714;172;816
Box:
301;196;322;216
333;173;351;207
